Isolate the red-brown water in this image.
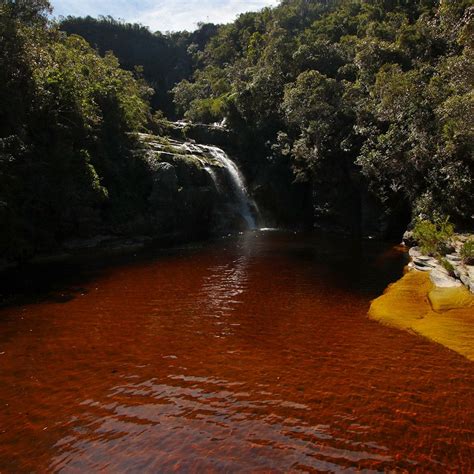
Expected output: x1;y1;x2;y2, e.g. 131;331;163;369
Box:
0;231;473;472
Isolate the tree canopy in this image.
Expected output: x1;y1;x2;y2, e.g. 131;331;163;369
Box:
59;16;218;117
0;0;151;259
173;0;474;229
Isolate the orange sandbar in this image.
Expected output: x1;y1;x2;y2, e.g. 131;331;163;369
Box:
369;270;474;361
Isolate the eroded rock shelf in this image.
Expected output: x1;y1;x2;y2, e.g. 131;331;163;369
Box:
369;270;474;361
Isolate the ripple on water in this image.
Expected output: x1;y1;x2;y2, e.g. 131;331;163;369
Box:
50;375;397;472
0;232;473;472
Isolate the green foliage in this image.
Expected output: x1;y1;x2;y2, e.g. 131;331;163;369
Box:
0;1;152;260
412;216;454;257
460;239;474;265
35;34;150;132
172;66;232;122
59;16;218;116
185;97;229;124
170;0;473;230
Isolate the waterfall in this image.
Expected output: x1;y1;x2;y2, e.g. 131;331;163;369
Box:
159;137;257;230
204;146;257;230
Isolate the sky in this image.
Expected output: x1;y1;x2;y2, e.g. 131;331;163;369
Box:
50;0;279;32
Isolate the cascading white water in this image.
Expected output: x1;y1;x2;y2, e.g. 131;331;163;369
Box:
166;139;257;229
204;146;257;229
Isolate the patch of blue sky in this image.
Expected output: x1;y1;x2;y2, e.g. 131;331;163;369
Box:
51;0;279;32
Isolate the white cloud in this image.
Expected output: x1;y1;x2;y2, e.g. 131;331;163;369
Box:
51;0;279;32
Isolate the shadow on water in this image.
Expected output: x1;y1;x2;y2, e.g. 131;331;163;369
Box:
0;230;407;310
0;237;215;309
0;229;472;473
227;230;409;297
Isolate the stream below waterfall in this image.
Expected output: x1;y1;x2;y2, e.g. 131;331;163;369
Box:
0;231;473;472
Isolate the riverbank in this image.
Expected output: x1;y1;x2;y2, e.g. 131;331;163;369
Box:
0;233;187;274
406;233;474;293
369;235;474;361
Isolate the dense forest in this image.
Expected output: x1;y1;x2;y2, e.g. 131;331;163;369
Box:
1;0;473;263
170;0;473;234
60;16;218;115
0;0;154;261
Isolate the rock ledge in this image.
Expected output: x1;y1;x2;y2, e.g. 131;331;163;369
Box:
404;237;474;293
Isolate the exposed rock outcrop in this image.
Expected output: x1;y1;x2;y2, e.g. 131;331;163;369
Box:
370;233;474;359
369;271;474;361
152;120;236;149
406;243;474;293
132;133;257;237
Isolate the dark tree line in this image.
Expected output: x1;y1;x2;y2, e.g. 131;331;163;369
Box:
60;16;218;117
172;0;473;233
0;0;151;260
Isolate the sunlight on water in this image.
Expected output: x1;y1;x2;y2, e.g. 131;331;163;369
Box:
0;232;472;472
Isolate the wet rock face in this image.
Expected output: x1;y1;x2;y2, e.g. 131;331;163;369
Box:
132;133;256;239
155;121;236;149
150;162;178;194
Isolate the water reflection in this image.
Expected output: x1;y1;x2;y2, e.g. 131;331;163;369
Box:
51;373;396;473
192;233;255;338
0;231;472;473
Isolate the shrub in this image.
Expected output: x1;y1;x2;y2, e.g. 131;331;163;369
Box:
185;97;227;124
412;216;454;256
460;239;474;265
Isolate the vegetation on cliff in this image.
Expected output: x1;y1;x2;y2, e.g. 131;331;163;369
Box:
59;16;218;116
1;0;473;261
0;0;151;260
412;216;455;257
172;0;473;232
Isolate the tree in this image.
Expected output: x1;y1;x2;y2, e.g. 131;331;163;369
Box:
0;3;152;260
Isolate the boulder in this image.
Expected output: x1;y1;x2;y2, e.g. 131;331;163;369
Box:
430;268;462;288
466;266;474;293
402;230;417;247
446;253;462;262
408;246;422;258
412;256;438;271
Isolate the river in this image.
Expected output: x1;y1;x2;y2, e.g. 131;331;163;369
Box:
0;231;473;472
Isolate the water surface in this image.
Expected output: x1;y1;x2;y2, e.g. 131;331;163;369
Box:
0;231;473;472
